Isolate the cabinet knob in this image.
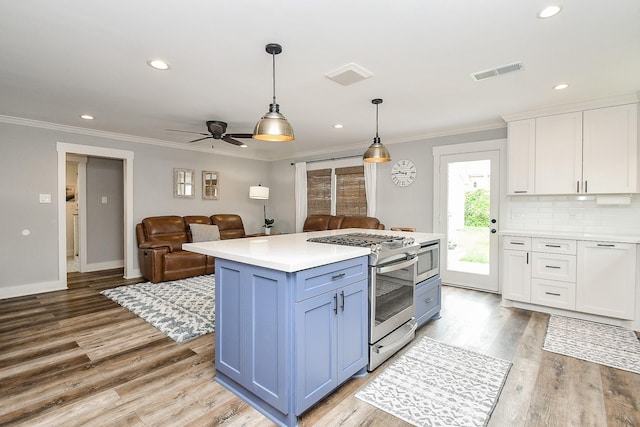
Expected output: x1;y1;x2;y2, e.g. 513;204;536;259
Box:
491;229;497;234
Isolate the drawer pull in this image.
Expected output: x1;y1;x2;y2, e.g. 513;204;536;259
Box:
514;190;528;194
425;298;433;303
545;265;561;269
597;244;615;247
545;244;561;248
510;241;525;245
332;273;346;280
545;291;561;297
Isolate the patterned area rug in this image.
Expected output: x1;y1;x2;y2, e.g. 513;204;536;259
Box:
355;337;511;427
543;315;640;374
101;275;215;343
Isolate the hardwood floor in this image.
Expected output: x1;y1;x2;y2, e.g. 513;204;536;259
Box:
1;269;638;426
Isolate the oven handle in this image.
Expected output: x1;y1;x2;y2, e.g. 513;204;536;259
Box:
374;321;418;354
376;256;418;274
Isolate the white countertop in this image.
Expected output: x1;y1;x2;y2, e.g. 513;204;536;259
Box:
183;228;443;272
499;229;640;244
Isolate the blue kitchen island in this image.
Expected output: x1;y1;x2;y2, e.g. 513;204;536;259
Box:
184;229;442;426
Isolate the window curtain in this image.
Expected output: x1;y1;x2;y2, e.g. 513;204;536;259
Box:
364;161;377;217
294;162;307;232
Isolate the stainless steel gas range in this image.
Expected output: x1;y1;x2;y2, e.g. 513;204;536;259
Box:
307;232;419;370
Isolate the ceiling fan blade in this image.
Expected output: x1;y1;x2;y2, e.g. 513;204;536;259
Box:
166;128;209;136
222;135;246;146
189;136;213;143
226;133;253;139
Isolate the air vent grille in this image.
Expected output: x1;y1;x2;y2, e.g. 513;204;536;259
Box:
471;62;524;81
325;63;373;86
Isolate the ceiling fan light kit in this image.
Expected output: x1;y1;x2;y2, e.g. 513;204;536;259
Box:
253;43;295;142
363;98;391;163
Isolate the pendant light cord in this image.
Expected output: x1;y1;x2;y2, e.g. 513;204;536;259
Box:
272;52;277;105
375;103;379;139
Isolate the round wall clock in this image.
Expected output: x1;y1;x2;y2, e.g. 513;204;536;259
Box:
391;159;417;187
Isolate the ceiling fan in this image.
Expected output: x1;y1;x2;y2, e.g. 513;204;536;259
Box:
167;121;253;147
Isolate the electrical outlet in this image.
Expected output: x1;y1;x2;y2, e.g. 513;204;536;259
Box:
101;196;108;204
39;194;51;203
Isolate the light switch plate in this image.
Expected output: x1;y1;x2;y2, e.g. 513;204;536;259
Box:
39;194;51;203
101;196;108;204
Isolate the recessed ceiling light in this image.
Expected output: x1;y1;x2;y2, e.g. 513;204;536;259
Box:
538;5;562;18
554;83;569;90
147;59;171;70
333;124;344;129
80;114;94;120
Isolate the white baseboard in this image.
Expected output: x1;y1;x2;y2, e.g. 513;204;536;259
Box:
125;268;142;280
81;260;124;272
0;280;65;300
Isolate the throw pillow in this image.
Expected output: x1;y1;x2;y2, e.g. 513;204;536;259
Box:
190;224;220;242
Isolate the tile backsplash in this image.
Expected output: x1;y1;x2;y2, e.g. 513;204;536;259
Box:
505;195;640;235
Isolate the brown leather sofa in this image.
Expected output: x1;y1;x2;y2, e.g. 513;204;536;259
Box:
136;214;248;283
303;214;385;232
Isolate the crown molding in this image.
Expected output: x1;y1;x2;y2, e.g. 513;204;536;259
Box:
501;92;640;123
0;115;265;161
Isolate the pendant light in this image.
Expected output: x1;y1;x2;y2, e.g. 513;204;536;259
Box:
253;43;295;142
363;98;391;162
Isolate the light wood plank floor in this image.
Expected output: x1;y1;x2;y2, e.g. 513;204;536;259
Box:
1;269;638;426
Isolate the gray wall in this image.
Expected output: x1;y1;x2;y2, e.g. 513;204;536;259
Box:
0;121;269;297
269;128;507;234
86;157;124;264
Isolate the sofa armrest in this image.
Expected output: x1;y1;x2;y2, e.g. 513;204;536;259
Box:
139;241;174;252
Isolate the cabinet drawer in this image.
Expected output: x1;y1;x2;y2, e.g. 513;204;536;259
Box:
532;252;576;282
295;257;368;302
531;279;576;310
532;238;576;255
502;236;531;251
415;276;441;327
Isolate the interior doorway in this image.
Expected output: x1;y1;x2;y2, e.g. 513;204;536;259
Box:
433;139;506;293
57;143;135;288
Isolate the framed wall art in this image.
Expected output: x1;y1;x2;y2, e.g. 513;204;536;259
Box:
202;170;219;200
174;168;195;198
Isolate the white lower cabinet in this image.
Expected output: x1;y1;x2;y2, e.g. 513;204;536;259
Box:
502;235;637;320
576;241;637;320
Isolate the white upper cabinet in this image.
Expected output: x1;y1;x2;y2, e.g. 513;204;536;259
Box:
582;104;639;194
534;112;583;195
506;103;639;195
507;119;536;195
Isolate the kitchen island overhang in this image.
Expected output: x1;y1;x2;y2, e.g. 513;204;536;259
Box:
183;229;442;427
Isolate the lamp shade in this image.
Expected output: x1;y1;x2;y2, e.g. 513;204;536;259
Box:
249;185;270;200
363;139;391;163
253;106;295;142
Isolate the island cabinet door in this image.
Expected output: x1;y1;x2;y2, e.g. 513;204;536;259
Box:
294;290;339;415
336;279;368;384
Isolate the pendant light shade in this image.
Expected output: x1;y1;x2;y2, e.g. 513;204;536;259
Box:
253;43;295;142
363;98;391;163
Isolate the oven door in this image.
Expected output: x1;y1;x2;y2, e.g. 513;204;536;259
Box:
370;255;417;344
416;242;440;283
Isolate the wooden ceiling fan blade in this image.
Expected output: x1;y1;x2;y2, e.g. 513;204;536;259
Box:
166;128;209;136
222;135;245;146
226;133;253;139
189;136;213;143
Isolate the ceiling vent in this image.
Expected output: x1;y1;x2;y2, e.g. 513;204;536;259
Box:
471;61;524;81
325;63;373;86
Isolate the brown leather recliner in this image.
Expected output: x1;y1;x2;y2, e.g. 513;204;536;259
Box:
302;214;385;232
136;215;215;283
211;214;247;239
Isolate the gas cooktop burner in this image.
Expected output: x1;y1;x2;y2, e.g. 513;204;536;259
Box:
307;232;416;252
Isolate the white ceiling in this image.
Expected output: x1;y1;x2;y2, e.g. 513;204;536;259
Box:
1;0;639;161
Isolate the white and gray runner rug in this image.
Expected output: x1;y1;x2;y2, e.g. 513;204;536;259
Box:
543;315;640;374
101;275;215;343
356;337;511;427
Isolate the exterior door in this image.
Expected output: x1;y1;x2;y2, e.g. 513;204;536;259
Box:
436;149;501;292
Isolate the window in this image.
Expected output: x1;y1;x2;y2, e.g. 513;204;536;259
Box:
335;166;366;216
306;169;331;215
306;164;367;216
